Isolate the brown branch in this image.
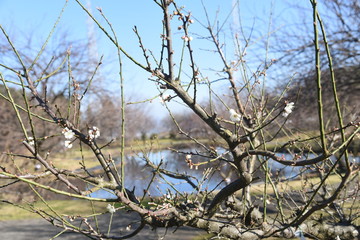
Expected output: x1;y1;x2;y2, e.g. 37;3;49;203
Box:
294;170;351;226
25;72;118;183
170;85;234;143
187;217;297;240
206;174;254;217
23;141;81;194
238;125;360;166
162;0;175;82
114;190;184;220
133;26;151;69
207;25;246;120
144;157;199;191
238;149;329;166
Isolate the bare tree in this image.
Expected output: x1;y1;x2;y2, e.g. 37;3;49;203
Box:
161;106;219;140
273;0;360;128
84;95;156;141
0;1;359;240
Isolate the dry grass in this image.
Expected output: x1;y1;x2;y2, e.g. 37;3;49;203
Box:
50;138;210;170
250;174;343;196
0;200;108;221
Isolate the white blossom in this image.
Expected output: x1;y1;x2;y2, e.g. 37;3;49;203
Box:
260;197;271;205
282;102;295;117
181;35;193;42
27;137;35;146
225;177;231;184
185;154;192;160
282;112;290;118
34;164;41;171
64;140;73;149
229;109;241;122
284;102;295;112
88;126;100;140
62;127;75;139
106;204;116;214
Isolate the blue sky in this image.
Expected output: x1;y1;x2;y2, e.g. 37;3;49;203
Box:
0;0;311;117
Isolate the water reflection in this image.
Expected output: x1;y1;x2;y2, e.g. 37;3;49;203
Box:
89;149;231;198
269;153;360;180
88;150;359;199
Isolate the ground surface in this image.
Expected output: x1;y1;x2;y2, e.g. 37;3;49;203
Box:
0;212;205;240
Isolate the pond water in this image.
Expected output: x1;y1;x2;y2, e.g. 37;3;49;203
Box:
89;149;230;198
88;149;359;199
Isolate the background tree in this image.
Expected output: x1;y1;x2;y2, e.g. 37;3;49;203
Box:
273;0;359;129
84;96;156;141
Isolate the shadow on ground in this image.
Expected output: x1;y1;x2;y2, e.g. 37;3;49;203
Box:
0;212;205;240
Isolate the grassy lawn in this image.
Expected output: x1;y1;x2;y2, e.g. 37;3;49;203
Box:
0;200;108;221
14;134;359;171
250;173;343;196
2;136;358;230
51;138;211;170
0;174;346;221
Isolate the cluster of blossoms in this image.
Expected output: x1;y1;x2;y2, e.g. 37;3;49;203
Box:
173;9;195;42
181;35;193;42
88;126;100;140
106;204;116;214
173;9;195;23
62;127;75;149
61;126;100;148
27;137;35;146
185;154;198;170
229;109;241;122
282;102;295;117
